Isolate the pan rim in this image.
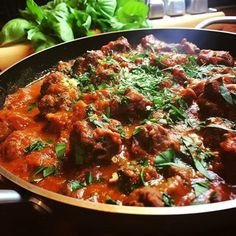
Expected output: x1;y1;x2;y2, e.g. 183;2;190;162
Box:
1;27;236;215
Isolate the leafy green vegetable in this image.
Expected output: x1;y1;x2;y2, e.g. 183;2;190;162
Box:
26;102;38;112
74;143;85;165
68;171;104;191
0;0;149;51
155;148;181;168
181;136;212;179
0;19;32;45
55;143;67;158
24;140;48;153
115;1;148;29
192;180;209;198
106;196;120;205
69;179;87;191
162;193;174;207
32;165;57;182
219;84;236;105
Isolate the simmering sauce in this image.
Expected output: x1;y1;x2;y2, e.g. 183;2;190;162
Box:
1;35;236;207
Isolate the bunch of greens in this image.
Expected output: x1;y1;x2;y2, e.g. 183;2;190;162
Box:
0;0;149;51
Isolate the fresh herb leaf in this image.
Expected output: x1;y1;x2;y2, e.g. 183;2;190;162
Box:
155;149;177;168
219;85;236;105
192;180;209;198
0;18;32;45
69;180;87;191
68;171;104;191
32;165;57;181
74;143;85;165
26;102;38;112
133;126;141;136
137;158;149;167
106;106;110;118
162;193;174;207
106;196;119;205
55;143;67;159
203;124;236;133
181;137;212;179
24;140;47;153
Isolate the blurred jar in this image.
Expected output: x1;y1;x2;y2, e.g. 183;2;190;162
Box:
185;0;208;14
164;0;186;16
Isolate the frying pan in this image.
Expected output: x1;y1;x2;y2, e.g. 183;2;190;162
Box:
1;25;236;234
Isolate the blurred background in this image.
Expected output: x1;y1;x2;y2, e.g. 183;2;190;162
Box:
0;0;235;24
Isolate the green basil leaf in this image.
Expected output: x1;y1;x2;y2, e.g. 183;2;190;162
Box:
55;143;67;158
0;18;31;45
219;85;236;105
162;193;174;207
97;0;117;18
116;1;148;24
24;140;47;153
85;171;94;184
155;149;175;167
43;166;57;177
192;181;209;198
69;180;87;191
26;0;45;23
74;143;85;165
106;196;119;205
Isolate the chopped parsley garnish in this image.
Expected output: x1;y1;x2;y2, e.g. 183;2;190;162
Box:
68;171;104;191
105;196;120;205
26;102;38;112
24;140;47;153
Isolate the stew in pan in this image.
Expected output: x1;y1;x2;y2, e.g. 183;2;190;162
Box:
1;34;236;207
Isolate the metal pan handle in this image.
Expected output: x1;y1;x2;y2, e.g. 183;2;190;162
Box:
0;189;22;204
195;16;236;29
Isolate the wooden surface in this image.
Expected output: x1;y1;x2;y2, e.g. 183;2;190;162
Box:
150;11;225;28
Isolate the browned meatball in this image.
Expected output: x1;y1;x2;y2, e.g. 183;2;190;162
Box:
101;36;131;54
0;111;32;142
176;38;200;55
72;50;104;75
38;72;79;115
110;89;152;122
131;123;176;158
197;50;234;66
0;131;32;161
124;186;164;207
197;78;236;119
70;119;122;164
220;132;236;154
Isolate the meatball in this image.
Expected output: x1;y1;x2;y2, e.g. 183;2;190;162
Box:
101;36;131;54
124;186;164;207
197;50;234;66
38;72;79;115
220;132;236;154
72;50;104;75
0;131;32;161
117;162;159;194
0;111;32;142
197;78;236;119
131;123;176;158
70;119;122;164
176;38;200;55
110;89;152;122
